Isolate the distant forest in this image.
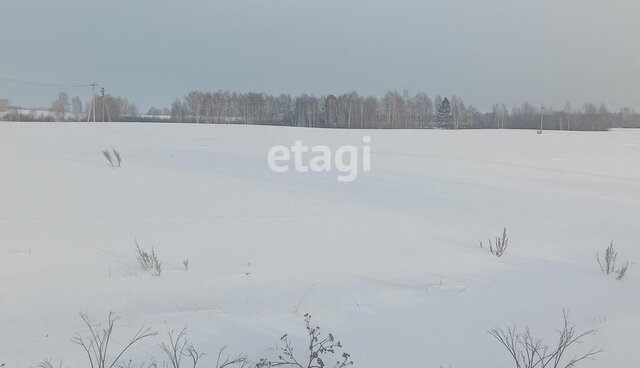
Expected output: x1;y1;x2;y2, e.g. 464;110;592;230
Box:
2;91;640;131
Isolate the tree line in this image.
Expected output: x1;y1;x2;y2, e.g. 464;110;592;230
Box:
2;90;640;130
169;90;477;129
169;90;639;131
0;93;139;122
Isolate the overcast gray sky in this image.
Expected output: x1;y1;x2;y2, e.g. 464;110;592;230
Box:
1;0;639;112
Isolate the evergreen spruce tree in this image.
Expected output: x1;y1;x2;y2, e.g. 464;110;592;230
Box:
436;97;453;128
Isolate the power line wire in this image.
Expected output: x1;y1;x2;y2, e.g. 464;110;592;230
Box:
0;76;93;88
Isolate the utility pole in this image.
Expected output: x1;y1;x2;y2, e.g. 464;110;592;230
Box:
101;87;105;122
87;83;97;122
99;87;112;122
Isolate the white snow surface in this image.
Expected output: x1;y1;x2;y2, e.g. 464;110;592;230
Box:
0;122;639;367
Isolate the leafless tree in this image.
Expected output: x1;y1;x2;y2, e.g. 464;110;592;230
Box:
559;102;572;130
324;95;338;128
464;105;479;128
597;103;611;130
382;91;406;129
583;103;598;131
410;92;433;128
72;97;83;121
362;96;379;128
0;98;10;111
51;92;70;121
451;95;465;129
294;94;321;128
493;104;509;129
123;101;139;117
147;107;163;116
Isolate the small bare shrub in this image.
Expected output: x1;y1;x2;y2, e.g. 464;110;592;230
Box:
160;329;245;368
103;148;122;167
161;329;205;368
38;359;63;368
71;312;157;368
214;346;248;368
135;240;162;277
113;149;122;167
182;258;189;271
161;329;189;368
115;359;158;368
489;310;601;368
480;227;509;257
103;150;115;167
597;241;630;280
257;313;353;368
616;261;629;280
115;358;158;368
597;241;617;275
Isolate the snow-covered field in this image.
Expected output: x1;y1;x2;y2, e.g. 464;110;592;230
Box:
1;122;639;367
